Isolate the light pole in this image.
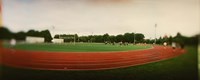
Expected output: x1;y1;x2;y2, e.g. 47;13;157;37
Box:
74;33;76;45
77;32;79;43
51;25;56;38
154;24;157;44
134;31;136;44
91;32;93;43
0;0;3;26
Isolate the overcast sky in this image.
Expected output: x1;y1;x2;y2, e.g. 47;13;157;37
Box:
2;0;200;39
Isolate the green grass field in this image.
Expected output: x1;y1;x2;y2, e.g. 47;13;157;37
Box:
4;43;152;52
0;45;198;80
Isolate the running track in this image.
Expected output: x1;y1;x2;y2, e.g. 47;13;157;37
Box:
0;46;185;70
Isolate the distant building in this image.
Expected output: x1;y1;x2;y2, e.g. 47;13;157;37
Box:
26;36;44;43
52;38;64;43
54;34;77;42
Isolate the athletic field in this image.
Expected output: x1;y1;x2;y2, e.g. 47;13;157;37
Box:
3;43;152;52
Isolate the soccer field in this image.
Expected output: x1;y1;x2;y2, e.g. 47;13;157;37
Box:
4;43;152;52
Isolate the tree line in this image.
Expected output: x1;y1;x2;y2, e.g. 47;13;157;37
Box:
54;33;145;43
145;32;199;45
0;26;198;45
0;26;52;42
54;33;198;46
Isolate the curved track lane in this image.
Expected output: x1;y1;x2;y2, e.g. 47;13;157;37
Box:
0;46;185;70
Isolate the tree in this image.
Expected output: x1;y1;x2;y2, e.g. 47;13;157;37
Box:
79;36;89;42
27;30;40;37
144;39;151;44
135;33;145;43
185;35;198;45
54;34;60;39
168;36;173;45
40;30;52;42
109;35;116;42
93;35;103;42
116;34;124;42
0;27;14;40
156;37;162;44
123;33;134;43
14;31;26;40
103;33;109;42
173;32;185;45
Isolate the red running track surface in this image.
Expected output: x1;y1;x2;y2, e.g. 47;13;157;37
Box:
0;45;185;70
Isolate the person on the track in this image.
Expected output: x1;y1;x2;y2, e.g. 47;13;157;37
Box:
9;38;16;53
10;38;16;48
163;42;167;49
172;42;176;49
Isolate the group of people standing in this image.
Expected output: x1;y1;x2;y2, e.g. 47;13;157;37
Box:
163;42;184;49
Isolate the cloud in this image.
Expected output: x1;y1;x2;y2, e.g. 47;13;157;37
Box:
2;0;200;38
